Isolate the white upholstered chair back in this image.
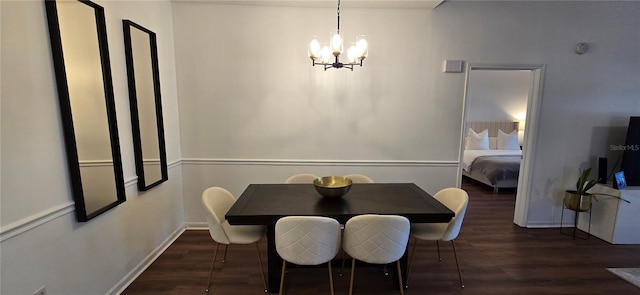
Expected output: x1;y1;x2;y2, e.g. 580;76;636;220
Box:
343;214;410;264
276;216;342;295
202;187;267;293
406;188;469;288
275;216;341;265
343;174;374;183
284;173;319;184
202;187;236;245
433;188;469;241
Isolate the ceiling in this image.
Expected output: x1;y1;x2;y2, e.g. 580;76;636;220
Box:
170;0;447;10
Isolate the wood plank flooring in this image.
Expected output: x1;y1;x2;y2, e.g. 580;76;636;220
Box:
122;179;640;294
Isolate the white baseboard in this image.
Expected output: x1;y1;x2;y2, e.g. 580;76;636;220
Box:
185;222;208;230
107;224;186;295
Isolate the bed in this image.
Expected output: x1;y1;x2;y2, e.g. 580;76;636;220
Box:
462;122;522;192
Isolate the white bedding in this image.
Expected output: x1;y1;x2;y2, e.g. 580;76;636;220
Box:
462;149;522;172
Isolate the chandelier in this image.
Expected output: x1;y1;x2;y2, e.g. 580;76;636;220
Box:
308;0;368;71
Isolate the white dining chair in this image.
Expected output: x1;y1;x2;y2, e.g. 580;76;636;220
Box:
338;173;375;276
284;173;319;184
343;214;410;295
343;174;374;183
406;187;469;288
202;187;267;293
275;216;341;295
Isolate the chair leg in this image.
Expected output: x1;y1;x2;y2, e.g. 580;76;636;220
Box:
328;262;335;295
255;242;267;292
279;260;287;295
436;240;442;261
339;227;345;277
451;240;464;288
396;260;405;295
222;244;229;263
406;238;418;286
339;248;346;277
348;258;356;295
205;243;220;293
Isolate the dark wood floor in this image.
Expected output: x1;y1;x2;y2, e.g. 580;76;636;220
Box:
123;179;640;294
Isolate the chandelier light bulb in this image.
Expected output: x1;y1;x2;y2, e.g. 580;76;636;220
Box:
320;45;332;64
330;30;343;56
308;37;321;59
347;44;358;64
356;35;368;60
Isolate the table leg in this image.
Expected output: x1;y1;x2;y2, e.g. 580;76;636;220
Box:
266;224;283;293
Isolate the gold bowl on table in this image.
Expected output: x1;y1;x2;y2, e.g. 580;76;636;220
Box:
313;176;353;198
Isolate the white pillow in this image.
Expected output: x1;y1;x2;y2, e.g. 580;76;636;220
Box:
497;129;520;150
465;128;489;150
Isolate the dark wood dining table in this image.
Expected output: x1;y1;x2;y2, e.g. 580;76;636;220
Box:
226;183;455;293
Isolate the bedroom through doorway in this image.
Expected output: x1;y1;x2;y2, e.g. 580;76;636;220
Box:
459;65;545;227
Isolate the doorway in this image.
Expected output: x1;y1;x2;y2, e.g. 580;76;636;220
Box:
459;64;545;227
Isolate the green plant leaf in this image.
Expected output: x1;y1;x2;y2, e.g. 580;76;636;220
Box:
583;180;597;193
576;168;591;194
592;193;632;203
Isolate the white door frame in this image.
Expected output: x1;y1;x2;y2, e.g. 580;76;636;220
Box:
458;63;546;227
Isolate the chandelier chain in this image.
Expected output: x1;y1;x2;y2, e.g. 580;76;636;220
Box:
336;0;341;30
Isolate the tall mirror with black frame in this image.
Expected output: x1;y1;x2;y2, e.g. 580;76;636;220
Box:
45;0;126;222
123;20;168;191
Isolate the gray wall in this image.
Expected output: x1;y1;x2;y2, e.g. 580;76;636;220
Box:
172;1;640;226
466;70;531;122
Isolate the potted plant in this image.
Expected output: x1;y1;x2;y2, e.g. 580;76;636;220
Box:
564;168;630;212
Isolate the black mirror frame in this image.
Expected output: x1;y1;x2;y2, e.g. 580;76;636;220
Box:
45;0;126;221
122;20;168;191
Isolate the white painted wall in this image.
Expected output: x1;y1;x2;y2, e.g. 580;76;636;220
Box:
0;1;184;294
172;3;465;222
171;1;640;226
172;4;462;161
466;70;530;122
